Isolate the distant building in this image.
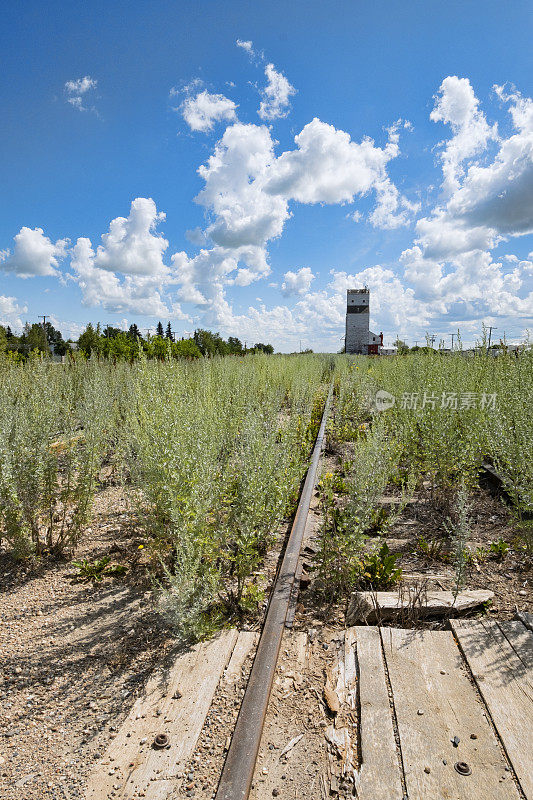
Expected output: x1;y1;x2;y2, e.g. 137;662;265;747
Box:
345;288;383;354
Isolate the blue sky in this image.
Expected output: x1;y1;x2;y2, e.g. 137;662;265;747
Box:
1;0;532;350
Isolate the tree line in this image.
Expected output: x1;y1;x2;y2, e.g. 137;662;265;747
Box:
0;320;274;360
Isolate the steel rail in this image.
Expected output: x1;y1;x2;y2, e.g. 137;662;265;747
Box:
214;383;333;800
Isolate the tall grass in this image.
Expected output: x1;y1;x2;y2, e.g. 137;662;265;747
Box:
0;356;131;556
126;355;329;636
317;349;533;593
0;352;331;638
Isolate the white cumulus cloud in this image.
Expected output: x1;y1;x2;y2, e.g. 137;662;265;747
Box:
258;63;296;121
181;90;238;132
0;295;27;332
71;237;176;317
281;267;315;296
0;227;69;278
446;89;533;235
196;123;289;252
64;75;98;112
69;199;189;319
399;77;533;334
430;75;497;194
265;118;402;204
94;197;169;277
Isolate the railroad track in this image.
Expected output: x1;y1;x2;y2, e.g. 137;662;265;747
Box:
85;386;334;800
85;389;533;800
214;384;333;800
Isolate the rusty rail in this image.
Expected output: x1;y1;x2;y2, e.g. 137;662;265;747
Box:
214;384;333;800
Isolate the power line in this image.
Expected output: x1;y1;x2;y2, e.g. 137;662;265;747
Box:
487;325;497;354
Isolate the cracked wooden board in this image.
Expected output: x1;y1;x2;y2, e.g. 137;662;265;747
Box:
354;626;403;800
347;589;493;624
380;627;521;800
222;631;258;686
85;629;238;800
451;618;533;799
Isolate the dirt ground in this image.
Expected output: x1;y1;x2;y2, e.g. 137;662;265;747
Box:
0;488;177;800
379;485;532;617
1;456;531;800
0;484;293;800
298;449;532;624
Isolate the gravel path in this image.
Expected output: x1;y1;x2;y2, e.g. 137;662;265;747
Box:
0;489;175;800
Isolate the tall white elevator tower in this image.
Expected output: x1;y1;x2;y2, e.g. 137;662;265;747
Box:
345;288;382;354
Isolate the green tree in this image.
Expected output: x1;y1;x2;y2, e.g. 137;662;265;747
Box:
128;323;142;340
393;338;410;355
107;332;134;360
172;338;202;358
78;323;102;356
165;321;174;341
156;321;164;337
145;335;170;361
103;325;122;340
227;336;243;354
24;323;49;354
0;325;7;353
193;329;229;356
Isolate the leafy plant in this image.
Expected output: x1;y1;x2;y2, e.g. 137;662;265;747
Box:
358;542;403;589
71;555;127;582
416;536;450;562
488;538;509;560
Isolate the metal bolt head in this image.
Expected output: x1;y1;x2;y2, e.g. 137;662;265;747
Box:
454;761;472;776
153;733;170;749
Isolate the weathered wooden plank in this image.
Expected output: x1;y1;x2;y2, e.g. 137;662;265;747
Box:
85;629;238;800
343;627;357;708
347;589;493;624
381;627;520;800
354;626;403;800
293;630;308;671
498;619;533;671
452;618;533;799
516;611;533;633
222;630;258;685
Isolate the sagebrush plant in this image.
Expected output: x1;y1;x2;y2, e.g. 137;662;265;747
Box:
316;347;532;598
445;483;472;599
126;354;331;639
0;355;124;556
314;417;401;596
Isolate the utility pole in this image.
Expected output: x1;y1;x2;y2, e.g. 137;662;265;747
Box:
428;335;436;348
448;333;456;350
38;315;51;353
487;326;497;354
